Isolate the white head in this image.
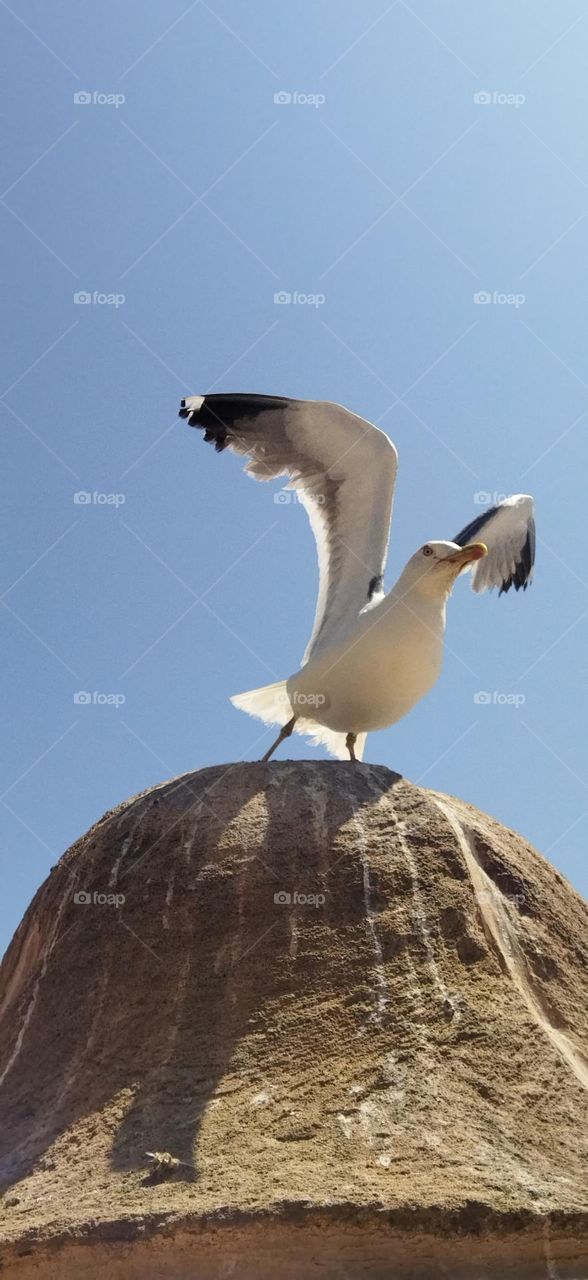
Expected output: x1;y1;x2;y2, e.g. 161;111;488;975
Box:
396;540;488;600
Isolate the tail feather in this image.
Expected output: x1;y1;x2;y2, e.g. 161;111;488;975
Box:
230;680;292;727
230;682;367;761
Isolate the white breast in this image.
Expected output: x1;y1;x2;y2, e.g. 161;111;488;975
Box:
288;594;446;734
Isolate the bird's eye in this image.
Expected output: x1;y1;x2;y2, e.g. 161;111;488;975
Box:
422;546;434;557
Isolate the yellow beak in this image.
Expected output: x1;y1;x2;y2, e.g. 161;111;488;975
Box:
448;541;488;566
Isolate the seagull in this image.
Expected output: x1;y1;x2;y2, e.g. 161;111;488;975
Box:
179;394;535;762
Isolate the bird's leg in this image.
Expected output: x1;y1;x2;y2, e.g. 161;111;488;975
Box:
261;716;297;763
346;732;357;762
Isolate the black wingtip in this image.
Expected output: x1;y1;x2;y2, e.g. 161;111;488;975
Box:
453;505;500;548
178;398;198;424
498;522;535;595
456;504;535;597
179;395;232;451
367;573;383;601
180;392;292;452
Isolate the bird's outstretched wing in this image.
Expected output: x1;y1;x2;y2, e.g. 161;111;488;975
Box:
453;494;535;594
180;393;398;662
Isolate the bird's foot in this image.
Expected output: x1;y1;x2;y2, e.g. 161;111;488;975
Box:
260;715;297;763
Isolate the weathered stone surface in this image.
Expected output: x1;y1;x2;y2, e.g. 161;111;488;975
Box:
0;762;587;1278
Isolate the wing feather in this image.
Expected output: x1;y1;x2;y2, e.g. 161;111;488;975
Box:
454;494;535;594
180;393;398;661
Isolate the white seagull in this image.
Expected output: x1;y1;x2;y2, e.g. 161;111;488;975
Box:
179;394;535;762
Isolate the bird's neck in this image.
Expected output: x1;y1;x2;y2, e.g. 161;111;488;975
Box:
384;572;449;627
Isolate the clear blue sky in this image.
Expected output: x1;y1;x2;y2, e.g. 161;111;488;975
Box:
1;1;587;954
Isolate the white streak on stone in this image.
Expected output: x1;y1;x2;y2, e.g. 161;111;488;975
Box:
360;849;388;1027
345;792;388;1030
390;804;456;1014
356;779;453;1160
289;914;298;959
432;794;588;1094
0;877;71;1088
337;1114;353;1139
108;834;132;889
109;808;148;889
162;867;176;930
